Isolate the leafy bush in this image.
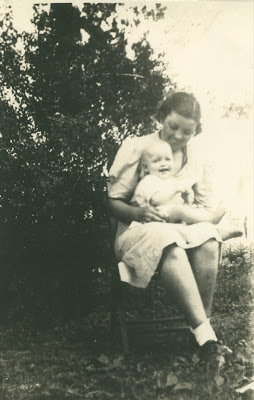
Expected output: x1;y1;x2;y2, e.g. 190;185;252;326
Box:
213;241;254;313
0;4;171;323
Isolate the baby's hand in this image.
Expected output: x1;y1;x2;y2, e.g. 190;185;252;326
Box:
185;188;194;204
181;187;194;204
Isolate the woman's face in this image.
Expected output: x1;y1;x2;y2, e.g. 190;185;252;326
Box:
160;111;197;151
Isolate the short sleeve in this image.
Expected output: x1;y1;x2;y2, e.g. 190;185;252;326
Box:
193;160;219;209
184;138;220;210
107;137;142;201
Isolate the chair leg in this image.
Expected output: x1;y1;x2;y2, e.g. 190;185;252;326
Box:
110;265;190;352
118;284;130;353
110;274;130;352
110;277;120;339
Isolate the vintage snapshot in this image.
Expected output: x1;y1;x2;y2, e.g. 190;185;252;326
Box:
0;1;253;398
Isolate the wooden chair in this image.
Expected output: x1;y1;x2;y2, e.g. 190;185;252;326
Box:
109;217;190;353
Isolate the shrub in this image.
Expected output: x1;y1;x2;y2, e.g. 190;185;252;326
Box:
213;241;254;313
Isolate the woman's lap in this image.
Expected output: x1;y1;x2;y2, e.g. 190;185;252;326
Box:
115;221;222;288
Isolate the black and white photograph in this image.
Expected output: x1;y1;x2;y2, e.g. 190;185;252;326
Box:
0;1;253;399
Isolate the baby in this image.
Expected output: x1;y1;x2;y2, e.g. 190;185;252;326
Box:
131;140;243;241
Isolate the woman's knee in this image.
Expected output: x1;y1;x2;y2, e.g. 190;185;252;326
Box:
160;244;191;281
200;239;219;257
163;244;188;262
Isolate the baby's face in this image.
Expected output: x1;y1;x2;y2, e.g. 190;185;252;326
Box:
144;144;174;180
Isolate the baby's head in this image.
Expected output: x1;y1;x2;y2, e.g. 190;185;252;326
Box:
141;141;174;180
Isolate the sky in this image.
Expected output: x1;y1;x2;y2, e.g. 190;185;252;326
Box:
4;0;254;237
8;1;253;111
138;2;253;230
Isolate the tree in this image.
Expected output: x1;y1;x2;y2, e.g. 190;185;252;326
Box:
0;3;173;321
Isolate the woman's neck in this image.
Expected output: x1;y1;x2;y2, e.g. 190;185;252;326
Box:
171;148;185;175
172;148;183;155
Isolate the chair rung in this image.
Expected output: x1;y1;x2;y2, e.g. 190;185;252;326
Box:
128;325;189;332
140;332;189;342
127;316;186;325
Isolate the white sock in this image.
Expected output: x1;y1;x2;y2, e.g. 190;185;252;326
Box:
189;317;211;334
190;319;217;346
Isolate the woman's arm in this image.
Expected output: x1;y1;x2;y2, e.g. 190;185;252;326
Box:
108;198;166;224
187;144;226;223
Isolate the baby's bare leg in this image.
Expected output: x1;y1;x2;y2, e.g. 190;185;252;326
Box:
166;204;226;224
216;220;244;241
218;228;243;241
165;205;244;240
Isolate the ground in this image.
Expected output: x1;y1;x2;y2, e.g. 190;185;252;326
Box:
0;241;253;400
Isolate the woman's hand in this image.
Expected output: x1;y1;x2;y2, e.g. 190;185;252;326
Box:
139;205;167;223
108;198;167;224
183;188;195;204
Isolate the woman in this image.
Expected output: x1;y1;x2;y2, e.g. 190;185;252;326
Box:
107;92;227;365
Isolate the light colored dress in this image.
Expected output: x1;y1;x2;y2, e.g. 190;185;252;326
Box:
108;132;222;288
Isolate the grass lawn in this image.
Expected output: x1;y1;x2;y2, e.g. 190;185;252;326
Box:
0;240;253;400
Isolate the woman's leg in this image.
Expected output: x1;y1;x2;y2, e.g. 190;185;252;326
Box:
160;241;224;365
187;239;220;318
160;244;207;329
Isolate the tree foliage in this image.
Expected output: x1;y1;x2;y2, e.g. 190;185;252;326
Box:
0;3;172;320
1;3;171;224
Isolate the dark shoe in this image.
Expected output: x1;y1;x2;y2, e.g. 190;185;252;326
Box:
200;340;226;371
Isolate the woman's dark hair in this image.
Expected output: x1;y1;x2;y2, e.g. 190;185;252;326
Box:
155;92;202;135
